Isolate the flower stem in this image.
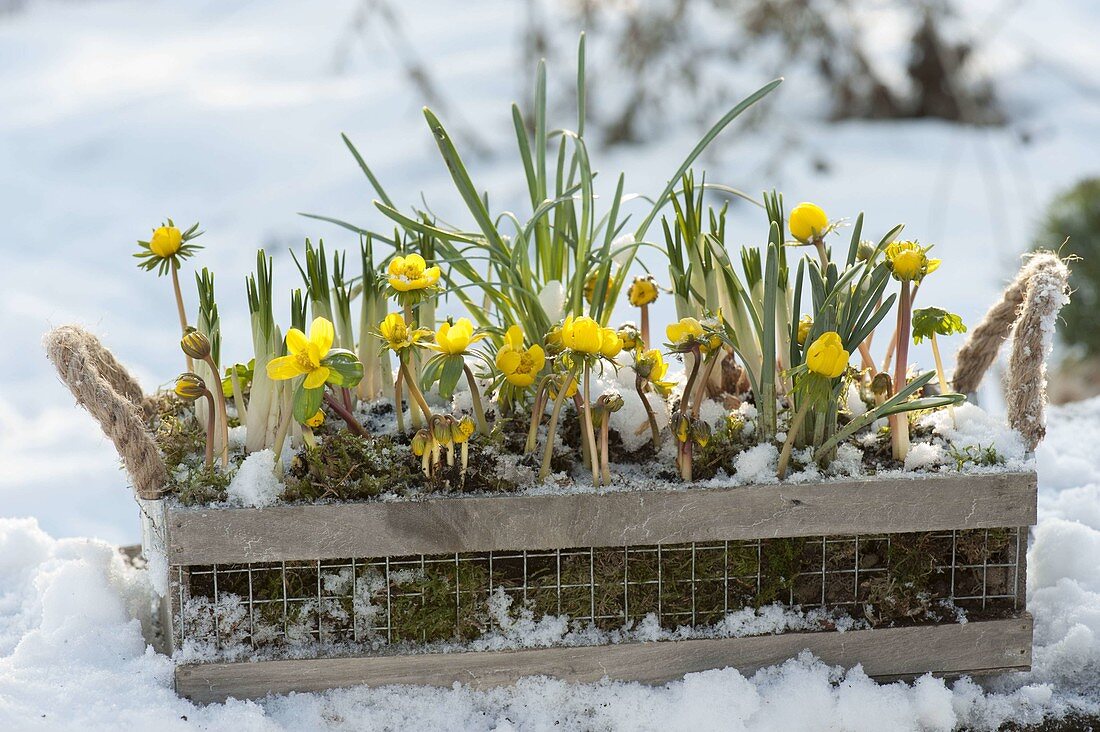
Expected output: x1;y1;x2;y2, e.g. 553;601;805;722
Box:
538;371;576;482
525;376;552;454
777;399;813;479
813;238;830;271
462;364;490;435
171;260;193;373
599;407;611;485
929;334;956;427
690;352;720;419
400;358;433;425
640;304;650;347
636;377;661;449
891;280;913;461
203;356;230;467
201;391;215;468
583;364;600;486
393;366;406;433
323;390;368;437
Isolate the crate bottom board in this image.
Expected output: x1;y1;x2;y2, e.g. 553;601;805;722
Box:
176;614;1032;703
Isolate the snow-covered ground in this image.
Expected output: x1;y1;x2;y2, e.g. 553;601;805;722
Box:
0;397;1095;730
1;0;1099;544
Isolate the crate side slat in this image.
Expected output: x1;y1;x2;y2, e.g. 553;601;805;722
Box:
175;615;1033;703
167;471;1037;564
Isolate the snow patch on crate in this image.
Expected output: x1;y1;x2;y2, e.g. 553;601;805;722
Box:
225;449;284;508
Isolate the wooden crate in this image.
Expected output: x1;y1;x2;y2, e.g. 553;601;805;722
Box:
158;470;1036;703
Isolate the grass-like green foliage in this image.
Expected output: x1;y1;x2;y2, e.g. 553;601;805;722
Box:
1034;177;1100;355
305;34;781;348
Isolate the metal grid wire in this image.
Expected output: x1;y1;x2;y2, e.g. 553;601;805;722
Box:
172;528;1023;653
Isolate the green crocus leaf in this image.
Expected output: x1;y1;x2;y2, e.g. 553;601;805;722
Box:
322;348;364;389
293;382;324;424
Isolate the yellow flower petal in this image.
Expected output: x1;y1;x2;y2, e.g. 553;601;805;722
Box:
496;348;521;374
267;354;306;380
505;325;524;350
285;328;309;356
309;317;334;356
304;366;330;389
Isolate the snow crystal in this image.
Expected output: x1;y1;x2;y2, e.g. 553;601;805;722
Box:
904;441;945;471
225;449;284;508
734;443;779;484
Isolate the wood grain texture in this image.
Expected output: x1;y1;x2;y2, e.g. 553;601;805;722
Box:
166;471;1037;564
175;615;1034;704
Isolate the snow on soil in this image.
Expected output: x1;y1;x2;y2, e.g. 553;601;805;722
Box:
0;398;1097;730
225;450;284;508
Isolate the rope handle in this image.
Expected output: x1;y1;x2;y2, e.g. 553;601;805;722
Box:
952;251;1071;450
44;325;168;500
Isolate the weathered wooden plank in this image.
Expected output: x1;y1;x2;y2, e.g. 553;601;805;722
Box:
166;471;1037;564
175;615;1033;704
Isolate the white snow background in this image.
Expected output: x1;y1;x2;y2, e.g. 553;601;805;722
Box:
1;0;1100;728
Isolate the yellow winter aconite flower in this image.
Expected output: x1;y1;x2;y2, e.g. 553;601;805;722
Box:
305;409;325;428
885;241;940;283
617;324;641;351
267;317;336;389
378;312;429;351
805;331;850;379
635;348;668;381
789;202;828;243
666;317;704;346
627;276;659;307
599;327;623;359
495;325;545;388
452;416;476;444
561;315;603;355
797;315;813;346
150;225;183;258
387;253;441;292
430;318;484;355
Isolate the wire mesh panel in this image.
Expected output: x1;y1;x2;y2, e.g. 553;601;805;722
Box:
171;527;1024;659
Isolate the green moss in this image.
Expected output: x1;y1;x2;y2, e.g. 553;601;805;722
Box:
175;463;231;505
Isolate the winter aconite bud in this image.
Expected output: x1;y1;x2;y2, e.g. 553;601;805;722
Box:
174;372;208;401
180;328;212;360
411;429;431;457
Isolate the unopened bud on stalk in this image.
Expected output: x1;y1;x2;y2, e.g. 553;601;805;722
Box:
674;413;691;444
692;419;711;448
871;372;893;397
174;372;208;400
604;393;624;412
411;429;431;457
856;240;876;262
431;414;453;446
180;327;212;360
